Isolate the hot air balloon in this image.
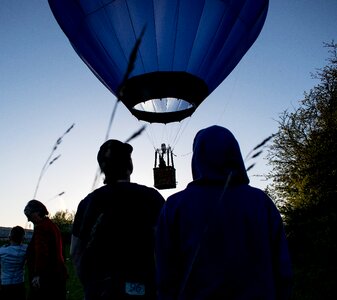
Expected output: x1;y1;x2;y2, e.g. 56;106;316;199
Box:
47;0;269;189
48;0;268;124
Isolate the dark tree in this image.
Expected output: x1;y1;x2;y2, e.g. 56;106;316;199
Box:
266;42;337;300
51;209;74;244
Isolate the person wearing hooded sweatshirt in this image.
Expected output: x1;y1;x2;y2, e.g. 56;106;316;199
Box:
155;125;293;300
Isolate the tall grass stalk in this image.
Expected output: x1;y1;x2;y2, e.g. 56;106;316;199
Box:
245;134;275;172
33;123;75;198
91;27;146;190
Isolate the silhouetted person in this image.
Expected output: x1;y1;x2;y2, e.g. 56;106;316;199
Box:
159;156;166;168
0;226;27;300
71;139;165;300
159;144;167;168
24;199;68;300
155;125;293;300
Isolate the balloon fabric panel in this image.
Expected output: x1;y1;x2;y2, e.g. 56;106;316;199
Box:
48;0;269;123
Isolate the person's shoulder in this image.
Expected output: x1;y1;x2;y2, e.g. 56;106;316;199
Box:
20;244;28;255
137;182;164;195
0;244;21;254
76;185;109;210
130;181;155;191
0;244;8;253
127;182;165;202
39;217;61;234
11;244;27;254
80;185;107;202
121;181;157;193
234;184;277;207
233;184;267;196
0;245;9;256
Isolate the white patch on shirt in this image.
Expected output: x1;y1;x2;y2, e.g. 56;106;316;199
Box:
125;282;145;296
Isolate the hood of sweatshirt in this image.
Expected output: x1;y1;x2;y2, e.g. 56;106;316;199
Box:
191;125;249;186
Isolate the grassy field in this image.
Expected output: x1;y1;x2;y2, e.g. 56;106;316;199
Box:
64;244;84;300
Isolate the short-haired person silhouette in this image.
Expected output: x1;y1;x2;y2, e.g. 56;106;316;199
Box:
0;226;27;300
71;139;165;300
155;125;293;300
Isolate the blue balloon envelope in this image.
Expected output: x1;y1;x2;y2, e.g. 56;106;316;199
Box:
48;0;269;124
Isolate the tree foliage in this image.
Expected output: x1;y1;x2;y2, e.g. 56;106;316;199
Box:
51;209;74;243
266;42;337;299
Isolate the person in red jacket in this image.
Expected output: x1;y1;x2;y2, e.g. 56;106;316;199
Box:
24;199;68;300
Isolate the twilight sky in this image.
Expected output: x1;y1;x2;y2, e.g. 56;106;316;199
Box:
1;0;336;228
